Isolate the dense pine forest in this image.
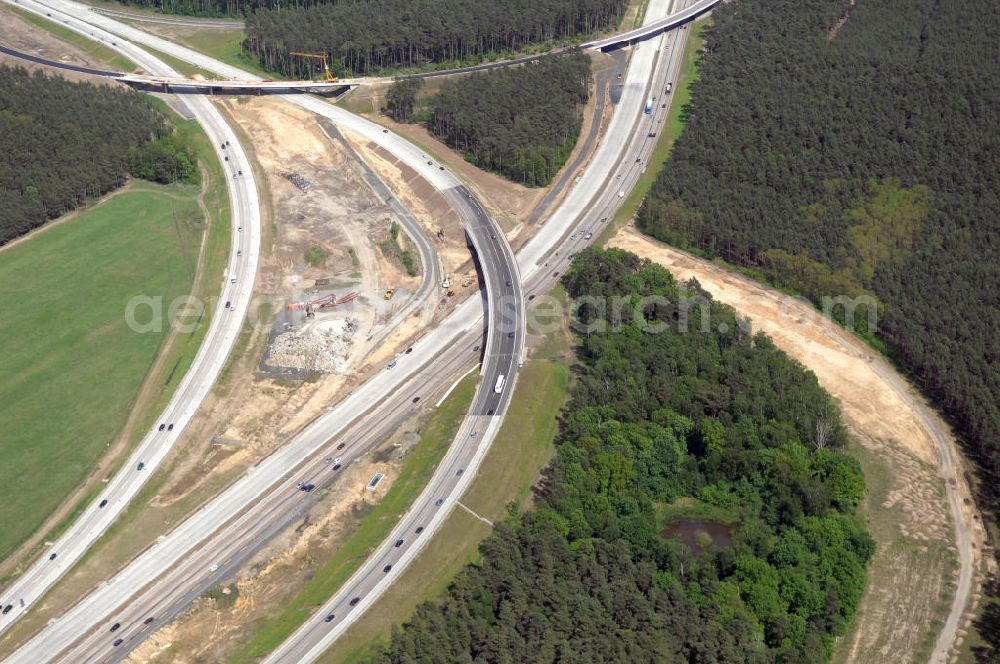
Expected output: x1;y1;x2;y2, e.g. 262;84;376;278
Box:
638;0;1000;552
367;248;873;663
241;0;628;76
412;52;591;186
0;66;196;246
113;0;323;14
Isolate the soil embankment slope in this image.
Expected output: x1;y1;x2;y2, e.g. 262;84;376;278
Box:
610;224;984;663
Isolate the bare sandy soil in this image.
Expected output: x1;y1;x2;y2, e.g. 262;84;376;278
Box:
342;50;611;247
0;6;119;84
610;225;986;663
373;116;546;231
346;135;478;290
126;417;427;664
0;96;425;653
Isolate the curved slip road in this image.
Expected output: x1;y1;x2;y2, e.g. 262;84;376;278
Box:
0;0;261;640
2;0;975;662
0;1;522;661
0;0;697;660
263;1;695;659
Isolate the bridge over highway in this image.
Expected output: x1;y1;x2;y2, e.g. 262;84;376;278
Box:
115;72;364;94
2;0;718;93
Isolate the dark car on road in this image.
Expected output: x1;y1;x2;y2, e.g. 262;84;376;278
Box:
324;613;336;622
349;597;361;606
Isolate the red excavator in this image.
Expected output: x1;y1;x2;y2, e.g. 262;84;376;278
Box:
287;291;358;317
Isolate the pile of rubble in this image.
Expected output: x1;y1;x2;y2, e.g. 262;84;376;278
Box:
267;317;358;373
281;171;311;192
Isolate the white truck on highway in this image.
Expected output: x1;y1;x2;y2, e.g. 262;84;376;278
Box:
494;374;506;394
644;97;653;114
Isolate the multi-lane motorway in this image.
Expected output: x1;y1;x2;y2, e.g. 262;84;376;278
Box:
0;0;522;660
0;0;263;641
266;2;694;660
0;0;697;661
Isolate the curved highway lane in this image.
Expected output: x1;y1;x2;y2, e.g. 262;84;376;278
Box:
1;0;707;661
0;2;523;661
0;0;262;641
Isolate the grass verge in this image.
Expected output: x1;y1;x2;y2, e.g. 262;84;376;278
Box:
230;373;479;663
316;359;568;664
0;186;199;560
174;29;271;78
3;4;136;71
141;43;216;78
0;98;228;573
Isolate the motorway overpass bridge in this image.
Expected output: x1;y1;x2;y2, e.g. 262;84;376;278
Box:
0;43;362;94
115;73;364;95
584;0;718;50
2;0;718;94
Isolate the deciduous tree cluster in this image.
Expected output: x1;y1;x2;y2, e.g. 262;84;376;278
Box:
366;249;873;663
638;0;1000;549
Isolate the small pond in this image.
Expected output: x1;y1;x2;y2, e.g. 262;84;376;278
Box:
661;518;734;550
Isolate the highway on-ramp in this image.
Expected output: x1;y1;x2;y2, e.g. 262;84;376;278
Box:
0;0;703;662
263;2;699;660
0;1;522;661
0;0;262;642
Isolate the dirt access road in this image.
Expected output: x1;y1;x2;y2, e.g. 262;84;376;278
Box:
611;225;984;664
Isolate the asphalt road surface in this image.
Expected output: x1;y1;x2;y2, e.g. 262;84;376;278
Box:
0;0;685;659
0;3;821;664
90;6;243;29
0;2;523;661
0;0;262;641
264;0;695;660
5;2;976;664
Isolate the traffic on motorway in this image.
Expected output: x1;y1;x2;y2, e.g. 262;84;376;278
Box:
0;0;262;640
0;0;700;660
263;0;697;660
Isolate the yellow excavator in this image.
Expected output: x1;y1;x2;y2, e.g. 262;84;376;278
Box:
288;51;338;83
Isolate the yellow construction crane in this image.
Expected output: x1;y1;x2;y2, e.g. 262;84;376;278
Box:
288;51;338;82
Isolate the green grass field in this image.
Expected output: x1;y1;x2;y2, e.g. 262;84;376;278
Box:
319;359;568;664
0;183;202;561
230;373;479;663
177;30;271;78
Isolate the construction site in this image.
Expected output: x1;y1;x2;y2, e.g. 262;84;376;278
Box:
260;289;360;378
